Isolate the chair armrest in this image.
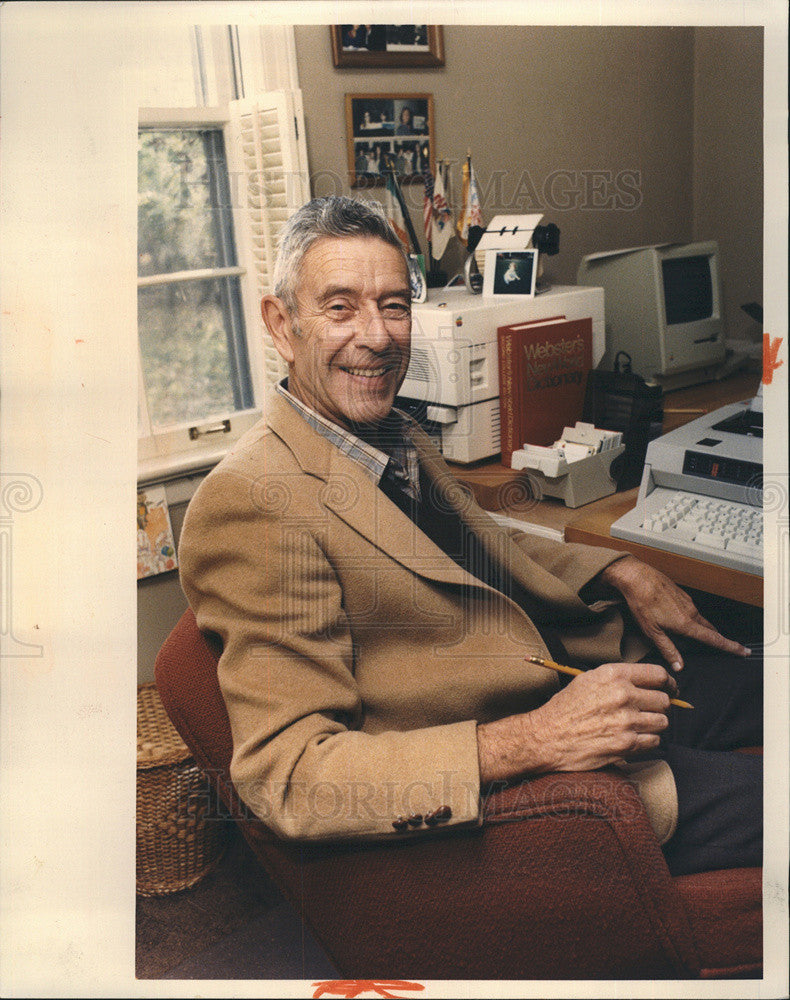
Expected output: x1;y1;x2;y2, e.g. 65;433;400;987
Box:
238;768;702;979
483;767;647;824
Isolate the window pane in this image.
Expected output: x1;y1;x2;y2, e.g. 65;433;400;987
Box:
138;130;236;277
139;278;244;428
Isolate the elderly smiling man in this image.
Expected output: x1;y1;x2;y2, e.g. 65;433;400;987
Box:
179;196;762;877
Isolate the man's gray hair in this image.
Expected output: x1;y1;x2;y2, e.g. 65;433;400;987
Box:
272;196;409;313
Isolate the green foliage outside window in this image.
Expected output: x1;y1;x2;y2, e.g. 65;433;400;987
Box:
138;129;246;428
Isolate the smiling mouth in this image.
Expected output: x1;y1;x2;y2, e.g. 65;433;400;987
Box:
341;365;393;378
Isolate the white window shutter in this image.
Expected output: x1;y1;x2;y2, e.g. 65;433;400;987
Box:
227;90;311;394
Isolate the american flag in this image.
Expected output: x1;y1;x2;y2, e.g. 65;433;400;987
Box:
422;170;434;242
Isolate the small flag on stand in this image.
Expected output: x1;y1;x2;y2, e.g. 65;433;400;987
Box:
456;159;470;246
384;172;410;249
422;169;434;244
456;154;482;246
469;164;482;229
431;161;453;261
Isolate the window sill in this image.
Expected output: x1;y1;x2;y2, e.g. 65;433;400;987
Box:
138;409;264;488
137;446;231;488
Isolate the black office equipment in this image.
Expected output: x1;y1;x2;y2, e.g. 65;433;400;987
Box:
582;366;664;490
740;301;763;327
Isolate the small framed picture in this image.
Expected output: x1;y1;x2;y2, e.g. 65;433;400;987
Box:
331;26;444;69
482;249;539;298
346;93;435;187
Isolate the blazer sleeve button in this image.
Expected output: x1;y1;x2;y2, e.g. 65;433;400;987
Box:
407;813;424;827
392;816;409;831
434;805;452;822
424;810;439;826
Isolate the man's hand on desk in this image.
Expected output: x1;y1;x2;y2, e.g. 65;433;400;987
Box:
598;554;751;671
477;661;677;782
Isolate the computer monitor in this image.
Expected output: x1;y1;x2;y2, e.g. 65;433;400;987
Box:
577;241;726;390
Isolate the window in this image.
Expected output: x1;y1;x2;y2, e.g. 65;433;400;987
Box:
138;126;253;428
135;26;308;482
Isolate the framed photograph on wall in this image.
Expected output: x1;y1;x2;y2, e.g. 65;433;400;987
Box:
346;93;435;187
331;26;444;68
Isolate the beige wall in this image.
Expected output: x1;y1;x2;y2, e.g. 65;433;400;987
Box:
693;27;764;343
295;23;762;330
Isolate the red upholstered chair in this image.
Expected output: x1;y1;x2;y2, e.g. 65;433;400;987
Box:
154;608;762;980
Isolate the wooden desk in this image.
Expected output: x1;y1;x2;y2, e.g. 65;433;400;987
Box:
450;371;764;607
659;369;761;433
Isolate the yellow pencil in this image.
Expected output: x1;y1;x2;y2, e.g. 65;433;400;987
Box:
526;655;694;709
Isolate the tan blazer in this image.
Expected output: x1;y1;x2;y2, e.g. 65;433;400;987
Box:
179;392;677;845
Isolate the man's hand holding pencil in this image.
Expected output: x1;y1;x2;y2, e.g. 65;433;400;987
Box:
477;659;681;782
476;552;749;785
527;655;693;709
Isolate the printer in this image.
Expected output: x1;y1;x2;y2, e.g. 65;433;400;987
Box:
397;285;605;463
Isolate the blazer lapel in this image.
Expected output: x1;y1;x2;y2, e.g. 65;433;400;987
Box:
326;447;477;586
266;393;473;587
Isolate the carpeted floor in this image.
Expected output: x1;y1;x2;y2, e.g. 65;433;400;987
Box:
135;824;338;980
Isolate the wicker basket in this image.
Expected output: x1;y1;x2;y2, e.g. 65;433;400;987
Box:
137;682;229;896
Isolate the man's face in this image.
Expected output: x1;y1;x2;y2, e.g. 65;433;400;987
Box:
274;235;412;429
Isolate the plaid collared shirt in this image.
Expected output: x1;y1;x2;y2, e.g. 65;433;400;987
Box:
275;381;422;500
